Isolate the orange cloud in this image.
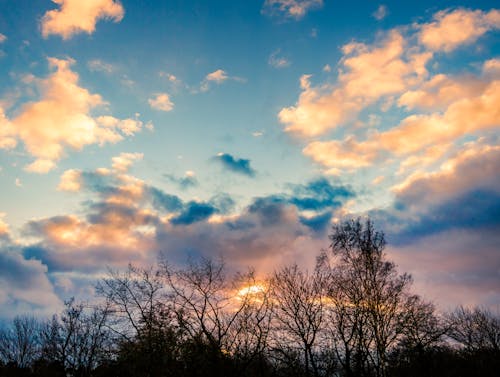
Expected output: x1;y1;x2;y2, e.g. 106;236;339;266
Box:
0;213;9;237
303;76;500;172
279;31;432;136
1;58;145;173
41;0;124;39
418;8;500;52
393;142;500;207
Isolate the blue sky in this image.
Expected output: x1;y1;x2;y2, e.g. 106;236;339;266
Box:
0;0;499;319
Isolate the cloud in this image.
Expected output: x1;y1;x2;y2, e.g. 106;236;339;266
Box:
24;159;57;174
418;8;500;52
279;31;432;136
148;92;174;112
199;69;245;92
268;49;291;68
0;33;6;43
373;5;388;21
41;0;124;39
393;143;500;212
262;0;323;21
58;169;83;192
288;177;354;211
387;228;500;310
300;55;499;173
0;247;62;319
0;213;9;239
0;58;145;173
171;202;218;226
214;153;256;177
88;59;115;73
206;69;228;83
164;171;198;189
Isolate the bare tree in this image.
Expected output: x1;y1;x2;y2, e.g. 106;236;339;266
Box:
325;218;415;377
96;264;175;377
38;299;111;376
400;296;446;351
270;263;324;377
161;257;254;354
0;315;40;368
447;306;500;352
226;270;273;370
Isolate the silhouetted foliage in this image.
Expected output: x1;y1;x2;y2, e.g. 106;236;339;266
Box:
0;218;498;376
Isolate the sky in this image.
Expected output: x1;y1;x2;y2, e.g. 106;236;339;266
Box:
0;0;499;319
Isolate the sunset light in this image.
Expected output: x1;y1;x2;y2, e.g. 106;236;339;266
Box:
0;4;498;374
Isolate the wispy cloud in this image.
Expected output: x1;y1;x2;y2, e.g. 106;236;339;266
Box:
87;59;115;73
214;153;256;177
164;171;198;189
41;0;124;39
199;69;245;92
372;5;388;21
262;0;323;21
268;49;291;68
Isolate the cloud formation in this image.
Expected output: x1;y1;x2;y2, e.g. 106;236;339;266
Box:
262;0;323;20
148;93;174;112
0;247;62;319
279;8;500;182
0;58;145;173
214;153;256;177
418;8;500;52
279;31;431;136
41;0;124;39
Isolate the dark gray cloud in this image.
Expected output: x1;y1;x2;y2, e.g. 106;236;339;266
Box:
171;201;218;225
214;153;256;177
289;177;354;211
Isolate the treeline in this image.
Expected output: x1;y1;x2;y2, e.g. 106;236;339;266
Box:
0;219;499;377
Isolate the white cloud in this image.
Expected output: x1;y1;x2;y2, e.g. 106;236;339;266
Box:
0;33;6;43
111;152;144;173
373;5;388;21
206;69;228;83
262;0;323;20
148;93;174;112
87;59;115;73
41;0;124;39
58;169;82;192
200;69;245;92
24;159;57;174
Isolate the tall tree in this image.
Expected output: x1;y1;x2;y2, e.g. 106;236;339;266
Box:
324;218;415;377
